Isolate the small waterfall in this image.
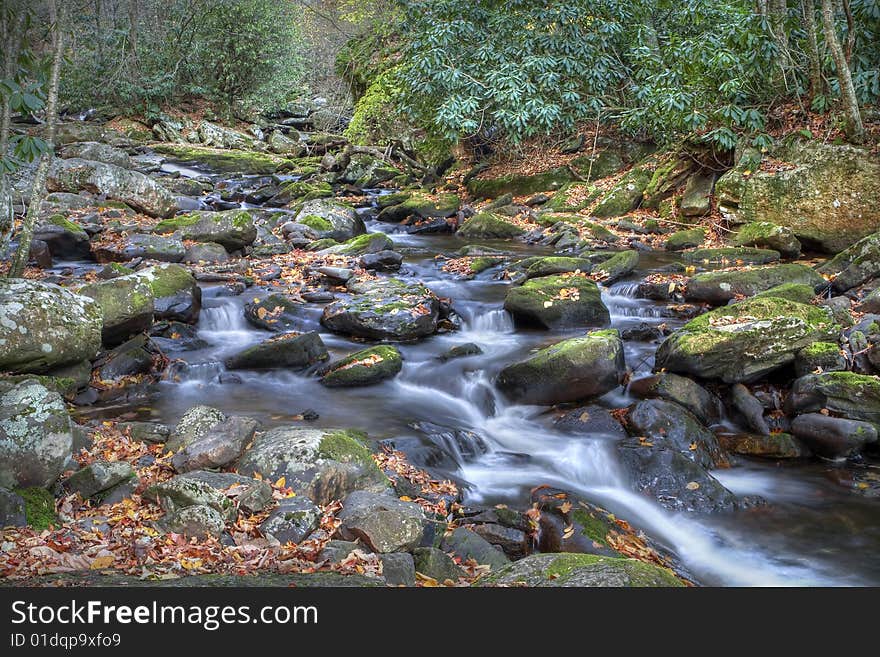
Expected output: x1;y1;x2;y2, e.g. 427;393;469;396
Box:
198;299;254;348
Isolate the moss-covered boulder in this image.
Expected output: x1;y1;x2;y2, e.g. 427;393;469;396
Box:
154;209;257;251
543;182;600;212
0;379;73;489
268;180;333;206
225;332;328;370
292;198;366;242
152;143;300;175
682;247;780;266
592;249;639;283
679;171;714;217
788;372;880;423
132;263;201;324
33;214;91;259
496;330;624;405
627;398;725;469
628;372;722;425
47;157;178;218
457;212;524;239
664;228;706;251
236;427;388;506
516;256;595;280
684;263;826;304
503;274;609;329
816;230;880;293
715;138;880;253
320;345;403;387
751;282;816;304
0;279;102;374
467;167;574;199
320;232;393;256
338;153;400;188
59;141;132;168
77;274;155;346
794;341;847;376
482;553;682;587
732;221;802;258
718;432;810;459
591;165;653;217
655;296;838;383
321;278;440;341
243;293;304;332
377;192;459;223
94;233;186;263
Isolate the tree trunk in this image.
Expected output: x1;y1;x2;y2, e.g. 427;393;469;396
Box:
801;0;823;99
8;0;63;278
841;0;855;66
0;2;26;257
820;0;865;143
769;0;791;91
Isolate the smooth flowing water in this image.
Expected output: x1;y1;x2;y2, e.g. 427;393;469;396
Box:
80;166;880;586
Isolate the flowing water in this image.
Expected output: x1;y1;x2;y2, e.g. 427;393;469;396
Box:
78;163;880;586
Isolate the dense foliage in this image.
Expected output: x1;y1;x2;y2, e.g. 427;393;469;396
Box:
386;0;880;148
62;0;305;118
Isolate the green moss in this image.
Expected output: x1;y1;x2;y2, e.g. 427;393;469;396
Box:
570;508;613;546
141;264;195;299
753;283;816;304
15;487;56;530
802;341;839;358
457;212;524;239
152;144;298;175
300;214;333;232
321;345;403;387
543;554;683;587
48;214;87;235
682;247;780;265
307;238;340;251
544;183;598;212
665;228;706;250
470;256;503;273
282;181;333;203
686;296;834;332
153;213;201;234
467;167;574;199
338;232;392;255
592;165;653;217
318;429;375;466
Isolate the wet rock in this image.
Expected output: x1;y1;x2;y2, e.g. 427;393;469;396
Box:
627;398;726;469
0;279;102;374
321;278;440;341
592;250;639;284
336;490;426;553
260;497;321;544
28;239;53;268
515;256;596;281
497;330;625;405
788;372;880;423
457;212;524;239
472;523;527;559
47;157;178;218
412;547;465;582
616;439;741;513
437;342;483;362
376;192;460;223
555;404;627;439
64;460;134;499
293;198;365;242
628;372;722;425
33;214;91;259
163;505;225;539
77;274;154;346
132;263;201;324
440;527;510;570
153;209;257;251
171;416;260;472
93;335;157;381
183;242;229;264
244;293;305;332
503;273;609;329
94;233;186;263
482;553;682;587
795;342;847;377
320;345;403;387
682;247;781;266
0;380;73;489
791;413;878;459
0;488;27;527
655;296;838;383
732;221;801;258
664;228;705;251
236;427;388;506
717;432;810;459
731;384;770;435
684;264;826;305
225;332;328;370
621;323;665;342
359;250;403;271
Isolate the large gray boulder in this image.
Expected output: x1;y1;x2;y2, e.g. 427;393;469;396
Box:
47;157;178;218
503;274;610;329
59;141;132;169
0;380;73;489
626;398;726;469
153;209;257;252
77;274;155;346
171;416;260;472
0;279;102;374
236;427;388;506
336;490;426;553
293;199;365;242
482;553;682;587
225;332;328;370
